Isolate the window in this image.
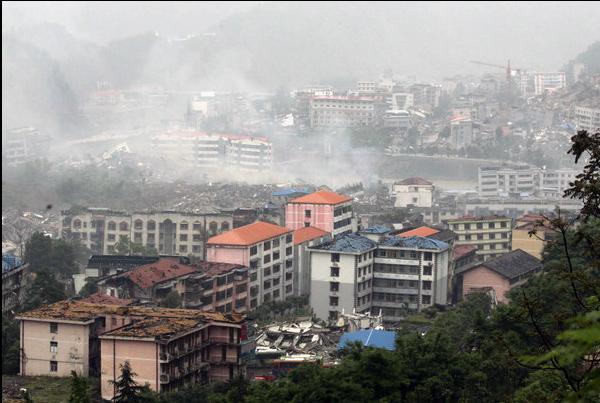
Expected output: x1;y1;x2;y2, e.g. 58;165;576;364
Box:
422;295;431;304
250;272;257;282
305;209;311;218
50;341;58;353
286;259;293;268
264;267;271;277
330;296;339;306
378;250;387;257
147;221;156;230
180;234;188;241
285;272;293;281
264;255;271;264
119;222;128;231
179;245;187;253
329;311;338;320
264;241;271;251
423;252;432;261
477;234;483;240
423;281;432;290
273;252;280;260
180;223;188;230
50;361;58;372
330;267;339;277
273;278;280;286
501;222;507;228
423;265;432;276
193;223;202;231
134;219;143;230
147;233;155;242
216;291;227;301
108;221;116;231
50;323;58;333
217;276;227;286
193;234;202;241
108;234;116;241
286;246;293;256
331;253;340;262
286;234;292;243
192;245;201;253
221;222;230;231
264;280;271;290
477;223;483;229
273;264;281;273
209;221;218;234
501;233;508;239
111;318;117;326
250;246;258;255
330;282;339;292
273;238;280;248
286;284;293;293
273;289;280;299
489;233;496;239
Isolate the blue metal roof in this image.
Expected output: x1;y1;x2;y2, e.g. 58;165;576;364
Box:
2;254;22;273
310;233;377;253
360;225;393;234
338;329;396;351
272;188;311;197
379;236;449;250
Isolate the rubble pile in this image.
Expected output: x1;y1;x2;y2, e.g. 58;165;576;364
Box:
254;320;338;360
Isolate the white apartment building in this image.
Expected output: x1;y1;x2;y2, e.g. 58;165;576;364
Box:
446;216;512;261
309;96;378;129
206;221;294;309
532;72;566;95
309;234;377;321
391;93;414;110
151;131;272;171
60;208;232;257
478;165;578;198
392;177;434;208
2;127;50;166
409;84;441;112
573;106;600;133
373;236;450;322
449;118;479;149
225;136;272;171
356;81;378;93
292;226;331;297
383;110;411;131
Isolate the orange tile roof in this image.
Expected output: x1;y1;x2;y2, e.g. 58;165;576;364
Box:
124;258;197;289
207;221;291;246
289;190;352;205
293;226;330;245
398;226;440;238
80;293;133;306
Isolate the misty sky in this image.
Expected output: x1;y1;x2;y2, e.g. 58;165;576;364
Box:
3;1;600;80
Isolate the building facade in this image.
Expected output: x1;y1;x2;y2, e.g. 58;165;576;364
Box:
309;234;377;321
478;165;578;198
2;127;50;166
309;96;379;129
60;209;232;257
285;190;353;237
373;236;449;322
292;226;331;297
446;216;513;261
532;72;566;95
392;177;434;208
573;105;600;133
2;256;27;313
206;221;294;309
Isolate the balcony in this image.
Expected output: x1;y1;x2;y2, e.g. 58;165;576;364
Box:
160;374;170;383
372;286;419;295
373;272;420;281
375;257;419;266
208;356;240;365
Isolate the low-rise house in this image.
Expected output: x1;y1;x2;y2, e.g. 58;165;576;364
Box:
455;249;542;304
292;226;331;296
16;300;246;400
309;234;377;321
85;255;162;279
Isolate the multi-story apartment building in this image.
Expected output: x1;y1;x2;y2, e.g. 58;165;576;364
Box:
2;127;51;166
409;83;441;112
464;197;582;219
573;105;600;133
193;261;249;313
478;165;578;199
151;131;272;171
292;226;331;296
309;96;380;129
308;233;377;321
383;110;411;131
15;300;246;399
511;214;552;260
224;136;273;171
85;255;162;279
372;236;449;322
356;81;378;93
449;118;479;149
532;72;566;95
391;93;414;110
206;221;294;309
446;216;513;261
392;177;434;208
292;86;334;127
60;208;232;257
285;190;353;237
2;255;27;313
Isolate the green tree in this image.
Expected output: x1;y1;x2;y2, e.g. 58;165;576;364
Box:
79;278;99;297
114;235;132;256
68;370;90;403
23;232;80;279
161;291;182;309
22;269;66;311
2;315;21;374
111;361;146;403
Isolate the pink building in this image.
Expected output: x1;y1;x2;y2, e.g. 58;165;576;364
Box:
16;300;246;400
456;249;541;304
206;221;294;309
285;190;353;237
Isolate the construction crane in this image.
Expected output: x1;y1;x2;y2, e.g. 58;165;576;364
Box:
470;60;525;82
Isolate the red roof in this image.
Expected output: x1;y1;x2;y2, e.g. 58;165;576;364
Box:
125;258;197;289
80;292;133;306
398;226;440;237
293;226;330;245
194;261;246;276
396;177;433;186
453;245;477;260
289;190;352;205
207;221;291;246
517;214;546;223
